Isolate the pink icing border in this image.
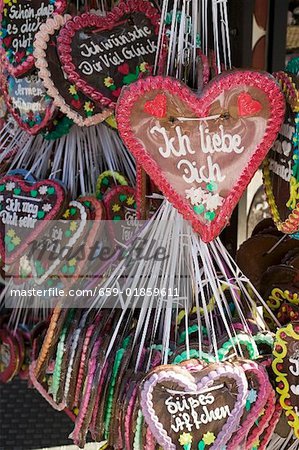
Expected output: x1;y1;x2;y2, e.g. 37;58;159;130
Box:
0;0;67;77
0;176;66;264
227;361;272;450
255;402;282;450
140;364;248;450
116;71;285;242
245;388;276;449
57;0;161;109
33;15;112;127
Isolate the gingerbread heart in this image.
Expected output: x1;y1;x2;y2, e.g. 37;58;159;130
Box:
30;200;89;284
3;71;56;134
263;71;299;235
0;0;67;77
227;361;273;450
57;0;160;108
0;175;67;264
140;362;248;450
273;322;299;438
33;15;112;127
103;185;140;245
116;72;285;242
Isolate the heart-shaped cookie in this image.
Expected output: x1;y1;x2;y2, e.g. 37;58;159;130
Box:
263;71;299;235
116;72;285;242
57;0;161;108
273;322;299;438
0;0;67;77
3;71;56;134
0;175;67;265
34;15;112;127
30;200;89;284
103;185;140;245
140;362;248;450
227;361;273;450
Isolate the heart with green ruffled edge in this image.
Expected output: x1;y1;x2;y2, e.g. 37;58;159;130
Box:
0;175;67;266
30;200;90;285
116;71;285;242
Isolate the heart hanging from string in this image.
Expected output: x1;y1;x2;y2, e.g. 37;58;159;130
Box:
116;71;285;242
263;71;299;235
140;362;248;450
2;71;57;134
57;0;161;109
0;175;68;265
0;0;67;77
33;15;113;127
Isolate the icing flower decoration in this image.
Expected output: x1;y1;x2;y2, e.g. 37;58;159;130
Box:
126;196;135;206
202;432;216;445
7;229;15;238
63;209;70;219
38;186;48;195
84;101;94;116
68;258;76;267
178;433;193;447
104;77;114;88
140;62;149;73
247;388;257;404
42;204;52;213
112;204;121;212
69;85;78;96
69;221;78;232
5;181;15;191
12;236;21;246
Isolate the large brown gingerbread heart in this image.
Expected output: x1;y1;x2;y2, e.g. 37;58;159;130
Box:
116;71;285;242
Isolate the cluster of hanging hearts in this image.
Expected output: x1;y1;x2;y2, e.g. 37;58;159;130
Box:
0;169;137;283
29;305;281;450
1;0;299;448
0;0;161;133
237;218;299;332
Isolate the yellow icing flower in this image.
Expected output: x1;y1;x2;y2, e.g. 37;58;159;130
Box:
12;236;20;246
140;61;149;72
7;229;15;238
69;221;78;232
84;101;94;113
112;204;121;212
104;77;114;87
63;209;70;219
178;433;193;446
68;258;77;267
202;432;216;445
126;196;135;206
68;85;77;96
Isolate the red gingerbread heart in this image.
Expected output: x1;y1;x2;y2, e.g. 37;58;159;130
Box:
144;94;167;118
116;71;285;242
238;92;262;117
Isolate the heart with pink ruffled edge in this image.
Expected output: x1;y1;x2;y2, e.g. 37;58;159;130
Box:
0;0;67;77
57;0;161;109
33;15;113;127
116;71;285;242
140;363;248;450
227;361;274;450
